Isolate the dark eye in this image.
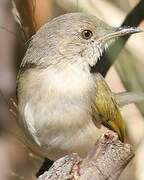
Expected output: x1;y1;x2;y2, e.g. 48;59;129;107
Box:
81;30;93;40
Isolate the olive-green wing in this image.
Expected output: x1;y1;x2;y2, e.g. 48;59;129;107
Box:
91;73;125;141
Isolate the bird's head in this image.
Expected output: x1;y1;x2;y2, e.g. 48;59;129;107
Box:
21;13;141;71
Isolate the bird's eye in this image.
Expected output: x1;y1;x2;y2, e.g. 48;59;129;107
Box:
81;30;93;40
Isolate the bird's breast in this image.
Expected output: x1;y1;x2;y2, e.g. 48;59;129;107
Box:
18;64;107;159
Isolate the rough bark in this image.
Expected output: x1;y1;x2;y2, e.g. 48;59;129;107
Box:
38;131;134;180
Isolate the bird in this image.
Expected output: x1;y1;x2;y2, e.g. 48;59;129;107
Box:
17;12;141;161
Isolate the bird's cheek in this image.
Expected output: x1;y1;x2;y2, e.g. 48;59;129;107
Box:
81;46;98;67
59;40;82;57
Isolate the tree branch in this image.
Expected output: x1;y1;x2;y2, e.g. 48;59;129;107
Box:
38;131;134;180
93;0;144;76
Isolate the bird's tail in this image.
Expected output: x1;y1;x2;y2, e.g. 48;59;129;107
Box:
115;92;144;107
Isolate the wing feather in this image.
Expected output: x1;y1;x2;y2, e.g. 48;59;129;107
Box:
91;73;125;141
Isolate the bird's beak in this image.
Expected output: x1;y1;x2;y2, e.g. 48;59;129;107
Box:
101;26;142;41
